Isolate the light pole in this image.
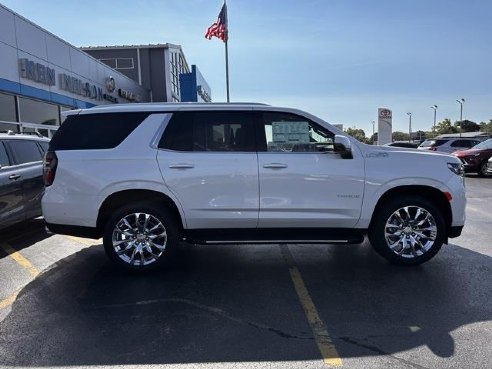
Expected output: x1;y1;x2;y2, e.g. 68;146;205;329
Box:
456;98;465;137
372;120;375;144
431;105;438;133
456;98;465;120
407;112;412;143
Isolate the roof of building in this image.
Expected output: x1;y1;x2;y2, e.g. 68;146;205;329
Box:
80;43;183;51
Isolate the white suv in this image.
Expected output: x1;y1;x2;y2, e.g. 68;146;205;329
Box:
42;103;466;271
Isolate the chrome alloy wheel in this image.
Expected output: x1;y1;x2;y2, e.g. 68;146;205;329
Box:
111;212;168;266
384;206;438;259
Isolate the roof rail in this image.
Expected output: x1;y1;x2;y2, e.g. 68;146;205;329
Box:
0;130;16;135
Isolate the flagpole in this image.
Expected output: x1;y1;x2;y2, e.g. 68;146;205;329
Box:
224;0;230;102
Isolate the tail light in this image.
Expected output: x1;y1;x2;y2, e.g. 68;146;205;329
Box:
43;151;58;186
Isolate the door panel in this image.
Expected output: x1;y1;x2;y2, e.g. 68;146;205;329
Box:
158;151;259;228
257;112;365;228
0;141;24;228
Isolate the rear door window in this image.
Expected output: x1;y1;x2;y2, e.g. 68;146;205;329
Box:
7;140;44;164
451;140;480;148
159;111;256;152
0;141;10;167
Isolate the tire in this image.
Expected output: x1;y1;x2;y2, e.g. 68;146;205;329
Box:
368;196;446;266
102;202;179;272
478;161;491;177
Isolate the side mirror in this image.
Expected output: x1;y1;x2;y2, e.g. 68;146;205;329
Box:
334;135;353;159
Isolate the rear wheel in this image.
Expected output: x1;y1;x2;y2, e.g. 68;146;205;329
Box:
103;202;179;271
368;196;446;265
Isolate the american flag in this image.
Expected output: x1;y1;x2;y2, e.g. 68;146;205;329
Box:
205;3;228;42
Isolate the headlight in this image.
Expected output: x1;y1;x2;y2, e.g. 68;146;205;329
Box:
447;162;464;176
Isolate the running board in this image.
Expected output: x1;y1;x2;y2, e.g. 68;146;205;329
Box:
182;228;366;245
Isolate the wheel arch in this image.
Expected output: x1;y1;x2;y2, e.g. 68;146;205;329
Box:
370;185;452;238
97;189;185;234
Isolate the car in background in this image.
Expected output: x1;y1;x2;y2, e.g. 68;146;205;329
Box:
418;137;482;154
0;131;50;230
383;141;420;148
452;138;492;177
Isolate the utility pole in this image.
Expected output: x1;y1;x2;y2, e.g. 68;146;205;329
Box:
431;105;438;133
407;112;412;143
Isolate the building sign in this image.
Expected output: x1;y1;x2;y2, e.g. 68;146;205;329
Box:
197;85;211;102
18;58;142;104
106;76;116;92
377;108;392;145
59;73;103;101
19;58;55;86
118;88;140;102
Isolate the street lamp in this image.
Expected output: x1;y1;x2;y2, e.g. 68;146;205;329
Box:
456;98;465;120
431;105;438;133
372;120;375;144
407;112;412;142
456;98;465;137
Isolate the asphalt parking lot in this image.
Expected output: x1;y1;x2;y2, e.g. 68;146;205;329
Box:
0;176;491;369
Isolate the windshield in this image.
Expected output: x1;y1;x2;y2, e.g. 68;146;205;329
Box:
471;138;492;150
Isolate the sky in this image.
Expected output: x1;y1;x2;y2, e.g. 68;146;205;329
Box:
1;0;491;135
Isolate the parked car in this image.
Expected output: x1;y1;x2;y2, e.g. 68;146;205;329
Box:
452;138;492;177
418;137;482;153
42;103;466;271
0;131;50;230
383;141;420;148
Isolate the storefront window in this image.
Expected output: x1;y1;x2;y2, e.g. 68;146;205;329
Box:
0;93;17;122
18;97;59;125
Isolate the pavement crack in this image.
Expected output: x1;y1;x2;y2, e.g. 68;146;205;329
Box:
339;336;431;369
82;297;313;341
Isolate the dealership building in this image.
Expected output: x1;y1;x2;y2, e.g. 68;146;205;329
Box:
0;4;211;137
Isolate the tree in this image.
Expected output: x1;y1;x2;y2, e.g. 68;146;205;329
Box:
455;120;480;133
392;131;409;141
345;128;369;143
479;120;492;133
369;132;378;144
435;119;458;134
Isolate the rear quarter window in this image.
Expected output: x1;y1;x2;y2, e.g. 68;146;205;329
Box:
49;112;150;150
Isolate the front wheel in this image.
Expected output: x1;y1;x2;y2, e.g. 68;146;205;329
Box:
368;196;446;265
478;161;492;177
103;202;179;271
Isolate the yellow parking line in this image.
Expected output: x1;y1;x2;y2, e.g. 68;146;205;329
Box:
64;236;102;247
0;290;19;310
0;243;39;278
281;245;343;367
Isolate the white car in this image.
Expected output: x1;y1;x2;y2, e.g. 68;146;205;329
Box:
418;137;482;153
42;103;466;271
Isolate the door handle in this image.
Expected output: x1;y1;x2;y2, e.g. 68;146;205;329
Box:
9;174;21;180
263;163;288;169
169;163;195;169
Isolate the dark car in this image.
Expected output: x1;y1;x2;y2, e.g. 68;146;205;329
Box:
452;138;492;177
0;132;50;230
383;141;420;148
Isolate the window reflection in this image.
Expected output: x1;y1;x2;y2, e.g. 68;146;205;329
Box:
18;97;59;125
